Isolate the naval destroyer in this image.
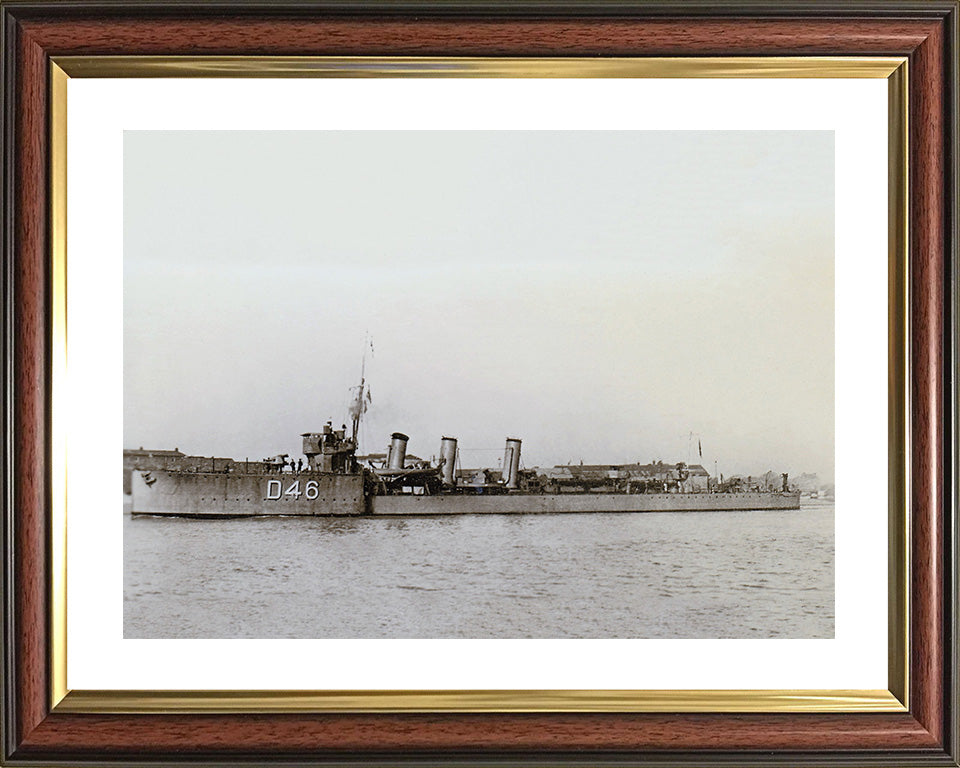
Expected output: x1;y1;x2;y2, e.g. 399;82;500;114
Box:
128;375;801;518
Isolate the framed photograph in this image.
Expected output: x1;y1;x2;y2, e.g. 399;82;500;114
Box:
2;1;957;765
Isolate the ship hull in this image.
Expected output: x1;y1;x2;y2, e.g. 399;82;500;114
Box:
131;470;368;517
131;469;799;517
371;491;799;515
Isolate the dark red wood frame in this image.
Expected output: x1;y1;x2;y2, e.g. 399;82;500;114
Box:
1;2;957;765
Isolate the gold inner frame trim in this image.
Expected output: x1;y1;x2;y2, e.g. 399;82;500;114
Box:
53;55;905;79
50;61;69;711
56;688;903;714
48;55;910;715
886;60;910;709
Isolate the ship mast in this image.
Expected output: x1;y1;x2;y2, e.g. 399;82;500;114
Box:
349;336;373;443
351;361;365;443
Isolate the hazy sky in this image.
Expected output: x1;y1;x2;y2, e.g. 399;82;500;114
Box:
124;131;834;480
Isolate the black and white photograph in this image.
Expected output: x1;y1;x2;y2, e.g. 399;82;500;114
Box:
123;130;835;640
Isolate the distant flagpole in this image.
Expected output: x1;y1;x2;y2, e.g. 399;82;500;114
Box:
685;431;703;465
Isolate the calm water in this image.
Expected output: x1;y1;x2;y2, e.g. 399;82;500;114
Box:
124;502;834;639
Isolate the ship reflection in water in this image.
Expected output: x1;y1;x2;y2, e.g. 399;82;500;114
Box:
123;500;834;640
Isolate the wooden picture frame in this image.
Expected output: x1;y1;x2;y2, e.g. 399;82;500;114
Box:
2;1;957;765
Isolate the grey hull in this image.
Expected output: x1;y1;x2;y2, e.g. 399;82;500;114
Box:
131;469;799;517
370;491;800;515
